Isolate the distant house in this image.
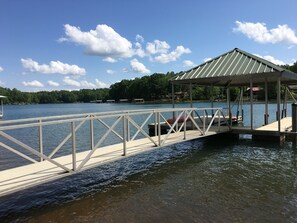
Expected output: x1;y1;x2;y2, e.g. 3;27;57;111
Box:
119;99;129;103
90;100;103;103
132;98;144;103
106;99;115;103
246;87;263;101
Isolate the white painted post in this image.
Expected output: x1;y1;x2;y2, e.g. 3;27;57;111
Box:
154;110;157;137
211;83;214;116
127;112;130;141
203;110;206;135
184;111;187;140
218;109;221;131
277;78;281;132
158;112;161;146
90;115;94;150
250;79;253;130
227;87;231;126
122;115;127;156
71;121;76;171
264;79;269;125
38;119;43;162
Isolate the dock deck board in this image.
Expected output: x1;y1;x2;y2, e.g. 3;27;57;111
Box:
256;117;292;132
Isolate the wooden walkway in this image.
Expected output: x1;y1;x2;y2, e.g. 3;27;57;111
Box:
0;128;227;197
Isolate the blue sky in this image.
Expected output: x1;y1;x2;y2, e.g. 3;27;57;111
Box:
0;0;296;92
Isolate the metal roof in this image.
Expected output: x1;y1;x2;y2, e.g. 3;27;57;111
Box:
172;48;297;86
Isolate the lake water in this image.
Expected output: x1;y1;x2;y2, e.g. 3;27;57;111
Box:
1;102;297;222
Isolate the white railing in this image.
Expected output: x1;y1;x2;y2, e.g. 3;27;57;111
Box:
0;107;230;172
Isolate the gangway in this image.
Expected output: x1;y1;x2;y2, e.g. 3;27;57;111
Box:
0;107;230;197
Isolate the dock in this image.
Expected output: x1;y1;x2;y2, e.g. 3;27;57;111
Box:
232;117;292;141
0;107;230;197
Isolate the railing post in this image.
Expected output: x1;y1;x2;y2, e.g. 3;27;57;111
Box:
218;109;221;131
90;115;94;150
184;111;187;140
154;110;157;137
71;121;76;171
158;111;161;146
203;110;206;135
127;112;130;141
122;115;127;156
38;119;43;162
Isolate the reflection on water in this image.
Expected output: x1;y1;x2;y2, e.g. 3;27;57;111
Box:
0;103;297;222
1;136;297;222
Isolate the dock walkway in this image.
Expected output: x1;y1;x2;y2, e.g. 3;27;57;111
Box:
0;107;229;197
0;129;226;197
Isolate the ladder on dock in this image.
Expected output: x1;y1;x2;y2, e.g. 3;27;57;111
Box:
0;107;230;197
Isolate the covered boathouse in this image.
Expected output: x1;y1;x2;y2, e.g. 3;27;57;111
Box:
171;48;297;141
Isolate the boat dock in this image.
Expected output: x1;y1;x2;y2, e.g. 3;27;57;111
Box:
0;106;296;197
0;107;230;197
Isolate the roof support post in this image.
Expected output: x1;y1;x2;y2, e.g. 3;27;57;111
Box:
264;79;269;125
171;82;176;121
227;87;231;126
171;82;175;109
282;84;287;118
250;79;253;130
189;82;193;108
211;83;214;116
277;77;281;132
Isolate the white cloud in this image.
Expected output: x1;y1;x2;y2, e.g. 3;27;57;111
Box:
63;76;109;89
233;21;297;44
203;57;212;62
106;69;115;74
0;80;5;86
136;34;144;43
22;80;44;87
95;79;109;88
80;80;96;88
154;46;191;64
103;57;117;63
0;66;3;72
253;54;286;65
134;42;145;58
183;60;196;67
47;80;60;87
60;24;133;58
21;58;86;77
146;40;170;54
130;59;150;74
63;76;81;87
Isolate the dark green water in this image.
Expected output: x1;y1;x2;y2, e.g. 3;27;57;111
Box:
0;103;297;222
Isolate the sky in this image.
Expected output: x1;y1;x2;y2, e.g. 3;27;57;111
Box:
0;0;297;92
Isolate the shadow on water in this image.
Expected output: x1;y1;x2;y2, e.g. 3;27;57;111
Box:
1;134;297;222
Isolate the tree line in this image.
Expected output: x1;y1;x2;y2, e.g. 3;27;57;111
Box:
0;62;296;104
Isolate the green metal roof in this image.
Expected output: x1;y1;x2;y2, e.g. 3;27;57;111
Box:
172;48;297;86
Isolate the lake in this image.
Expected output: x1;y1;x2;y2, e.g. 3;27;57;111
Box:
0;102;297;222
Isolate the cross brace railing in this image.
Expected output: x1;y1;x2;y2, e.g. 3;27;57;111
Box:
0;107;230;172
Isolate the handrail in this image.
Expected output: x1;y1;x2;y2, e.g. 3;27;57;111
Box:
0;107;230;172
